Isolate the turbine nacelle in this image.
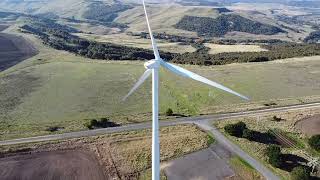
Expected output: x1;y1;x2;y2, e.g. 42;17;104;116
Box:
144;59;160;69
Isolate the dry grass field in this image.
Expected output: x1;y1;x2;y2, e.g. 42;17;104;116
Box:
75;32;196;53
115;5;218;36
214;107;320;179
204;43;268;54
0;124;211;180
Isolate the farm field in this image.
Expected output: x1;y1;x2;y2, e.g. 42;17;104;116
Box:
0;124;211;180
214;107;320;179
75;33;196;54
1;30;320;139
204;43;268;54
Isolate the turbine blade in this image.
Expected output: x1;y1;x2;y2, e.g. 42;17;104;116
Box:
122;69;152;101
142;0;161;60
160;61;249;100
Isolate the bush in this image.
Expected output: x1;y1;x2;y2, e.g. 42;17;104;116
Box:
242;129;255;140
290;166;310;180
84;118;120;129
166;108;174;116
266;145;282;168
224;121;247;137
308;135;320;151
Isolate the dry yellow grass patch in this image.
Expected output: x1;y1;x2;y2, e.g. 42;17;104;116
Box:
75;33;196;53
204;43;268;54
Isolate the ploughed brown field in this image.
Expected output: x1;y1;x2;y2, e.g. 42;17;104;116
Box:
0;32;38;71
295;114;320;137
0;150;106;180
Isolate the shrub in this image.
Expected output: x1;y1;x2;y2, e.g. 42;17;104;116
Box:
290;166;310;180
84;118;120;129
166;108;173;116
308;135;320;151
242;129;255;140
224;121;247;137
266;145;282;168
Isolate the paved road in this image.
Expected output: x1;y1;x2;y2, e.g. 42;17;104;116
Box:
1;102;319;146
196;121;280;180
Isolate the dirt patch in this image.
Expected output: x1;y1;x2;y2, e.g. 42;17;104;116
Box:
0;33;38;71
164;143;235;180
295;114;320;136
0;150;106;180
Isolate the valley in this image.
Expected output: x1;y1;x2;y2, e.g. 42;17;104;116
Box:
0;0;319;180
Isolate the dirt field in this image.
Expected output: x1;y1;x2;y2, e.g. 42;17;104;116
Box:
0;33;38;71
295;114;320;137
0;124;210;180
0;150;106;180
164;144;235;180
204;43;268;54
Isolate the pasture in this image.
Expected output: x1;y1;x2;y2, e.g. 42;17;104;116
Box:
75;33;196;54
0;30;320;139
204;43;268;54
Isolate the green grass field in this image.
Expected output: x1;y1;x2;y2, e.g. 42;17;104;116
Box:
0;30;320;140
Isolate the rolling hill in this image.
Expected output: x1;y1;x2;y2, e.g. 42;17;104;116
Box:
175;14;285;37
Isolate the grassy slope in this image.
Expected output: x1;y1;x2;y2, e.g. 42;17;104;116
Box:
1;27;320;139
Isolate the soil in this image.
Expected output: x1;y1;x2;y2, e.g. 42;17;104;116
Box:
295;114;320;136
0;33;38;71
0;150;106;180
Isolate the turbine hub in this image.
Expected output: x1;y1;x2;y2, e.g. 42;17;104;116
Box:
144;60;160;69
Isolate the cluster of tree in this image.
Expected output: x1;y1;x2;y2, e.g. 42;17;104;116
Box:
308;135;320;151
130;31;199;43
224;121;276;144
266;145;282;167
84;118;120;130
266;145;311;180
304;31;320;43
20;18;175;61
175;14;285;37
83;2;132;23
171;43;320;65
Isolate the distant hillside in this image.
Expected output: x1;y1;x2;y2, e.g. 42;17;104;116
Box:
175;14;286;37
304;31;320;43
83;2;133;23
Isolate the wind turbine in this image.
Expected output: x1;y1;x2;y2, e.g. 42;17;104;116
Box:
123;1;250;180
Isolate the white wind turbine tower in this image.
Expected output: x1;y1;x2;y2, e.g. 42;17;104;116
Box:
123;1;250;180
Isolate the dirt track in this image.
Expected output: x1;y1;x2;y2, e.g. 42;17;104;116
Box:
295;114;320;136
0;33;38;71
0;150;106;180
